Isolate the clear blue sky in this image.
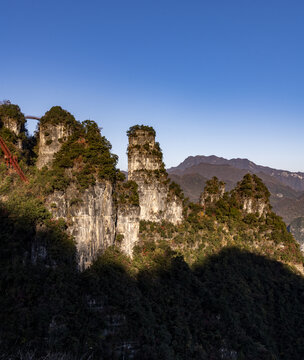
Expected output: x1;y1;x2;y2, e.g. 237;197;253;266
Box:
1;0;304;172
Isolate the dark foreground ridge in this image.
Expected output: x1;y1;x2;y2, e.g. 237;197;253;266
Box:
1;202;304;360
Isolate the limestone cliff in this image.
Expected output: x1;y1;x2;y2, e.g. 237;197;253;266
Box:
36;106;78;169
47;182;116;269
0;102;26;149
127;125;183;225
115;180;140;256
35;121;183;266
37;123;73;169
0;103;25;136
2;116;24;136
116;206;140;256
35;113;119;268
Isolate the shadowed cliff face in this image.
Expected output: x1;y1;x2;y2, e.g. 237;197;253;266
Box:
1;202;304;360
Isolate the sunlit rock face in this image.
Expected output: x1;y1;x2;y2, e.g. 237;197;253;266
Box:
127;126;183;225
40;124;183;267
2;116;23;136
37;124;72;169
47;182;116;269
242;198;268;217
116;205;140;257
1;116;25;149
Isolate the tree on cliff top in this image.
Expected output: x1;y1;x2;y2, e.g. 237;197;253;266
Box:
0;102;25;127
233;173;271;200
39;106;78;128
127;124;156;137
39;119;120;193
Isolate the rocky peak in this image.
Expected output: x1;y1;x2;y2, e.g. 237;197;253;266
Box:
36;106;78;169
0;102;26;137
128;126;156;147
232;173;270;217
126;125;183;225
200;176;225;209
127;125;165;181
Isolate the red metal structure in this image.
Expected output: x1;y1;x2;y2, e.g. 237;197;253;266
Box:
25;115;41;121
0;135;28;183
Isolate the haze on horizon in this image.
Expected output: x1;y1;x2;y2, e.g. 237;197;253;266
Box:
1;0;303;172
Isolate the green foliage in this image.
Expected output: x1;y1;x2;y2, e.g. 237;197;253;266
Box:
39;106;78;128
203;176;225;194
35;119;119;193
116;180;139;206
234;173;271;200
116;233;124;244
0;102;25;127
69;197;83;207
168;180;184;200
127;124;156;137
0;126;19;155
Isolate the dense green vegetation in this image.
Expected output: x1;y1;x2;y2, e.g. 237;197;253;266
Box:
39;120;120;193
202;176;225;195
39;106;78;128
233;173;271;201
116;179;140;207
127;124;156;137
0;101;25;128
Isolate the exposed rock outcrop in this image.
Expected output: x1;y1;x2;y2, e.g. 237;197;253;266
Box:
115;180;140;256
47;182;116;269
127;126;183;225
232;173;270;217
37;123;73;169
0;103;25;136
2;116;24;136
36;106;77;169
116;206;140;256
0;103;26;149
36;121;184;266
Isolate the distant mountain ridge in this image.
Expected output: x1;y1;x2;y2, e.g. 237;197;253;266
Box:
168;155;304;192
167;155;304;227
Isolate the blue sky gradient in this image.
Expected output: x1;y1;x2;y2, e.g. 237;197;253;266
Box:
1;0;304;171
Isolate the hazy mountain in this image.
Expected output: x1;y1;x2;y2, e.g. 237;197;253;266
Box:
168;155;304;226
168;155;304;192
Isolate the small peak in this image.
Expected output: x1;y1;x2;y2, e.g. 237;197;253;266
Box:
40;106;78;129
0;102;26;136
37;106;78;169
232;173;271;217
200;176;225;209
127;125;156;137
